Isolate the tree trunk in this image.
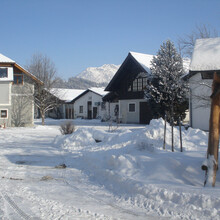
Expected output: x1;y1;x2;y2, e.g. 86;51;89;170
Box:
171;98;174;152
171;123;174;152
204;72;220;187
163;115;167;150
40;109;45;126
179;117;183;152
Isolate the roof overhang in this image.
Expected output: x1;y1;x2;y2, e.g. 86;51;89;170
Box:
14;63;43;85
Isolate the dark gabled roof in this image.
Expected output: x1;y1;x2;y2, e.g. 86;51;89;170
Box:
105;52;153;91
102;91;118;102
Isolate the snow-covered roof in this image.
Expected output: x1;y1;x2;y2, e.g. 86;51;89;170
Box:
190;37;220;71
130;52;154;73
0;53;15;63
49;88;85;102
88;87;109;96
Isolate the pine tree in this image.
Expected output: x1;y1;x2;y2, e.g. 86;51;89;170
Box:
145;40;188;151
145;40;188;123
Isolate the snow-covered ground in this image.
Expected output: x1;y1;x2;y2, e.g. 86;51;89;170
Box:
0;118;219;219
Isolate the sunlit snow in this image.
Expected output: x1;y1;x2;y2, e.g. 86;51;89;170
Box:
0;118;219;219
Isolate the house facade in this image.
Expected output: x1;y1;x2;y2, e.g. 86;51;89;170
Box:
104;52;154;124
187;37;220;131
0;53;42;127
71;88;108;119
47;88;85;119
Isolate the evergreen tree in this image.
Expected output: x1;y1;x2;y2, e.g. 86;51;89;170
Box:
145;40;188;124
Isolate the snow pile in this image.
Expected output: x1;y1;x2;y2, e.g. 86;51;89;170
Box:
0;118;219;219
55;118;220;219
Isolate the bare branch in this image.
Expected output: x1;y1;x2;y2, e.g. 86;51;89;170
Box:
178;24;219;57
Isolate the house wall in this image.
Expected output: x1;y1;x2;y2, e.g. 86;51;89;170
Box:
11;74;35;127
189;73;212;131
0;69;12;127
119;99;147;124
100;101;118;121
0;82;11;104
74;91;103;119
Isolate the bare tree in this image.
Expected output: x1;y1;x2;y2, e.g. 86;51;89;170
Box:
26;54;59;125
178;24;218;57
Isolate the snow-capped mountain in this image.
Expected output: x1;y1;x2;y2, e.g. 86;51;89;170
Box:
76;64;120;84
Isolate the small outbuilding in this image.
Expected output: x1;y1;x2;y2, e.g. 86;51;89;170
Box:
71;87;108;119
47;88;85;119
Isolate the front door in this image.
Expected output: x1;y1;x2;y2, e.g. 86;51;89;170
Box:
139;102;152;124
87;101;92;119
93;107;97;119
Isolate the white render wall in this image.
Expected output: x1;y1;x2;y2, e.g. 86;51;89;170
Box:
74;91;103;119
0;82;11;105
100;102;118;121
119;99;146;124
189;73;212;131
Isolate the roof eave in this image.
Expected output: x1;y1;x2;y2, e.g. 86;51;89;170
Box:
14;63;43;85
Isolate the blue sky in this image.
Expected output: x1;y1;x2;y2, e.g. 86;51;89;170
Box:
0;0;220;79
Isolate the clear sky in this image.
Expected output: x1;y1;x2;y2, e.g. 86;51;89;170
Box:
0;0;220;79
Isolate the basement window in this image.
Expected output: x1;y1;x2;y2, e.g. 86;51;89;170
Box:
0;110;7;118
0;68;8;78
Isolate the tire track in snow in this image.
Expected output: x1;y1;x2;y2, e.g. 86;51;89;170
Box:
0;190;40;220
0;168;41;220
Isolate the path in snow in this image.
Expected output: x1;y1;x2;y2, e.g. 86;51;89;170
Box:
0;125;158;219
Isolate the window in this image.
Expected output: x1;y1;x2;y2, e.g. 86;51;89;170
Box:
143;78;147;89
128;103;135;112
0;68;8;78
128;73;148;92
79;106;83;113
101;102;106;110
13;74;23;85
0;110;7;118
201;72;213;79
138;78;143;90
133;79;138;91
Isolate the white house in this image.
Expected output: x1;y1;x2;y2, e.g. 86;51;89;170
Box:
187;37;220;131
71;87;108;119
47;88;85;119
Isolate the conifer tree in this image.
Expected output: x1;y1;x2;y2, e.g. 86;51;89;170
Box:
145;40;188;123
145;40;188;151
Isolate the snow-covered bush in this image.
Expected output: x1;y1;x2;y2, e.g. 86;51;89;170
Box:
60;121;75;135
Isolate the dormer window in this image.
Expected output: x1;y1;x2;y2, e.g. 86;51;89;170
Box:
13;74;23;85
0;68;8;78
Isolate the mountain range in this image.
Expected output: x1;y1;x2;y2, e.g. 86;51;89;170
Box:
54;64;120;89
76;64;120;84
